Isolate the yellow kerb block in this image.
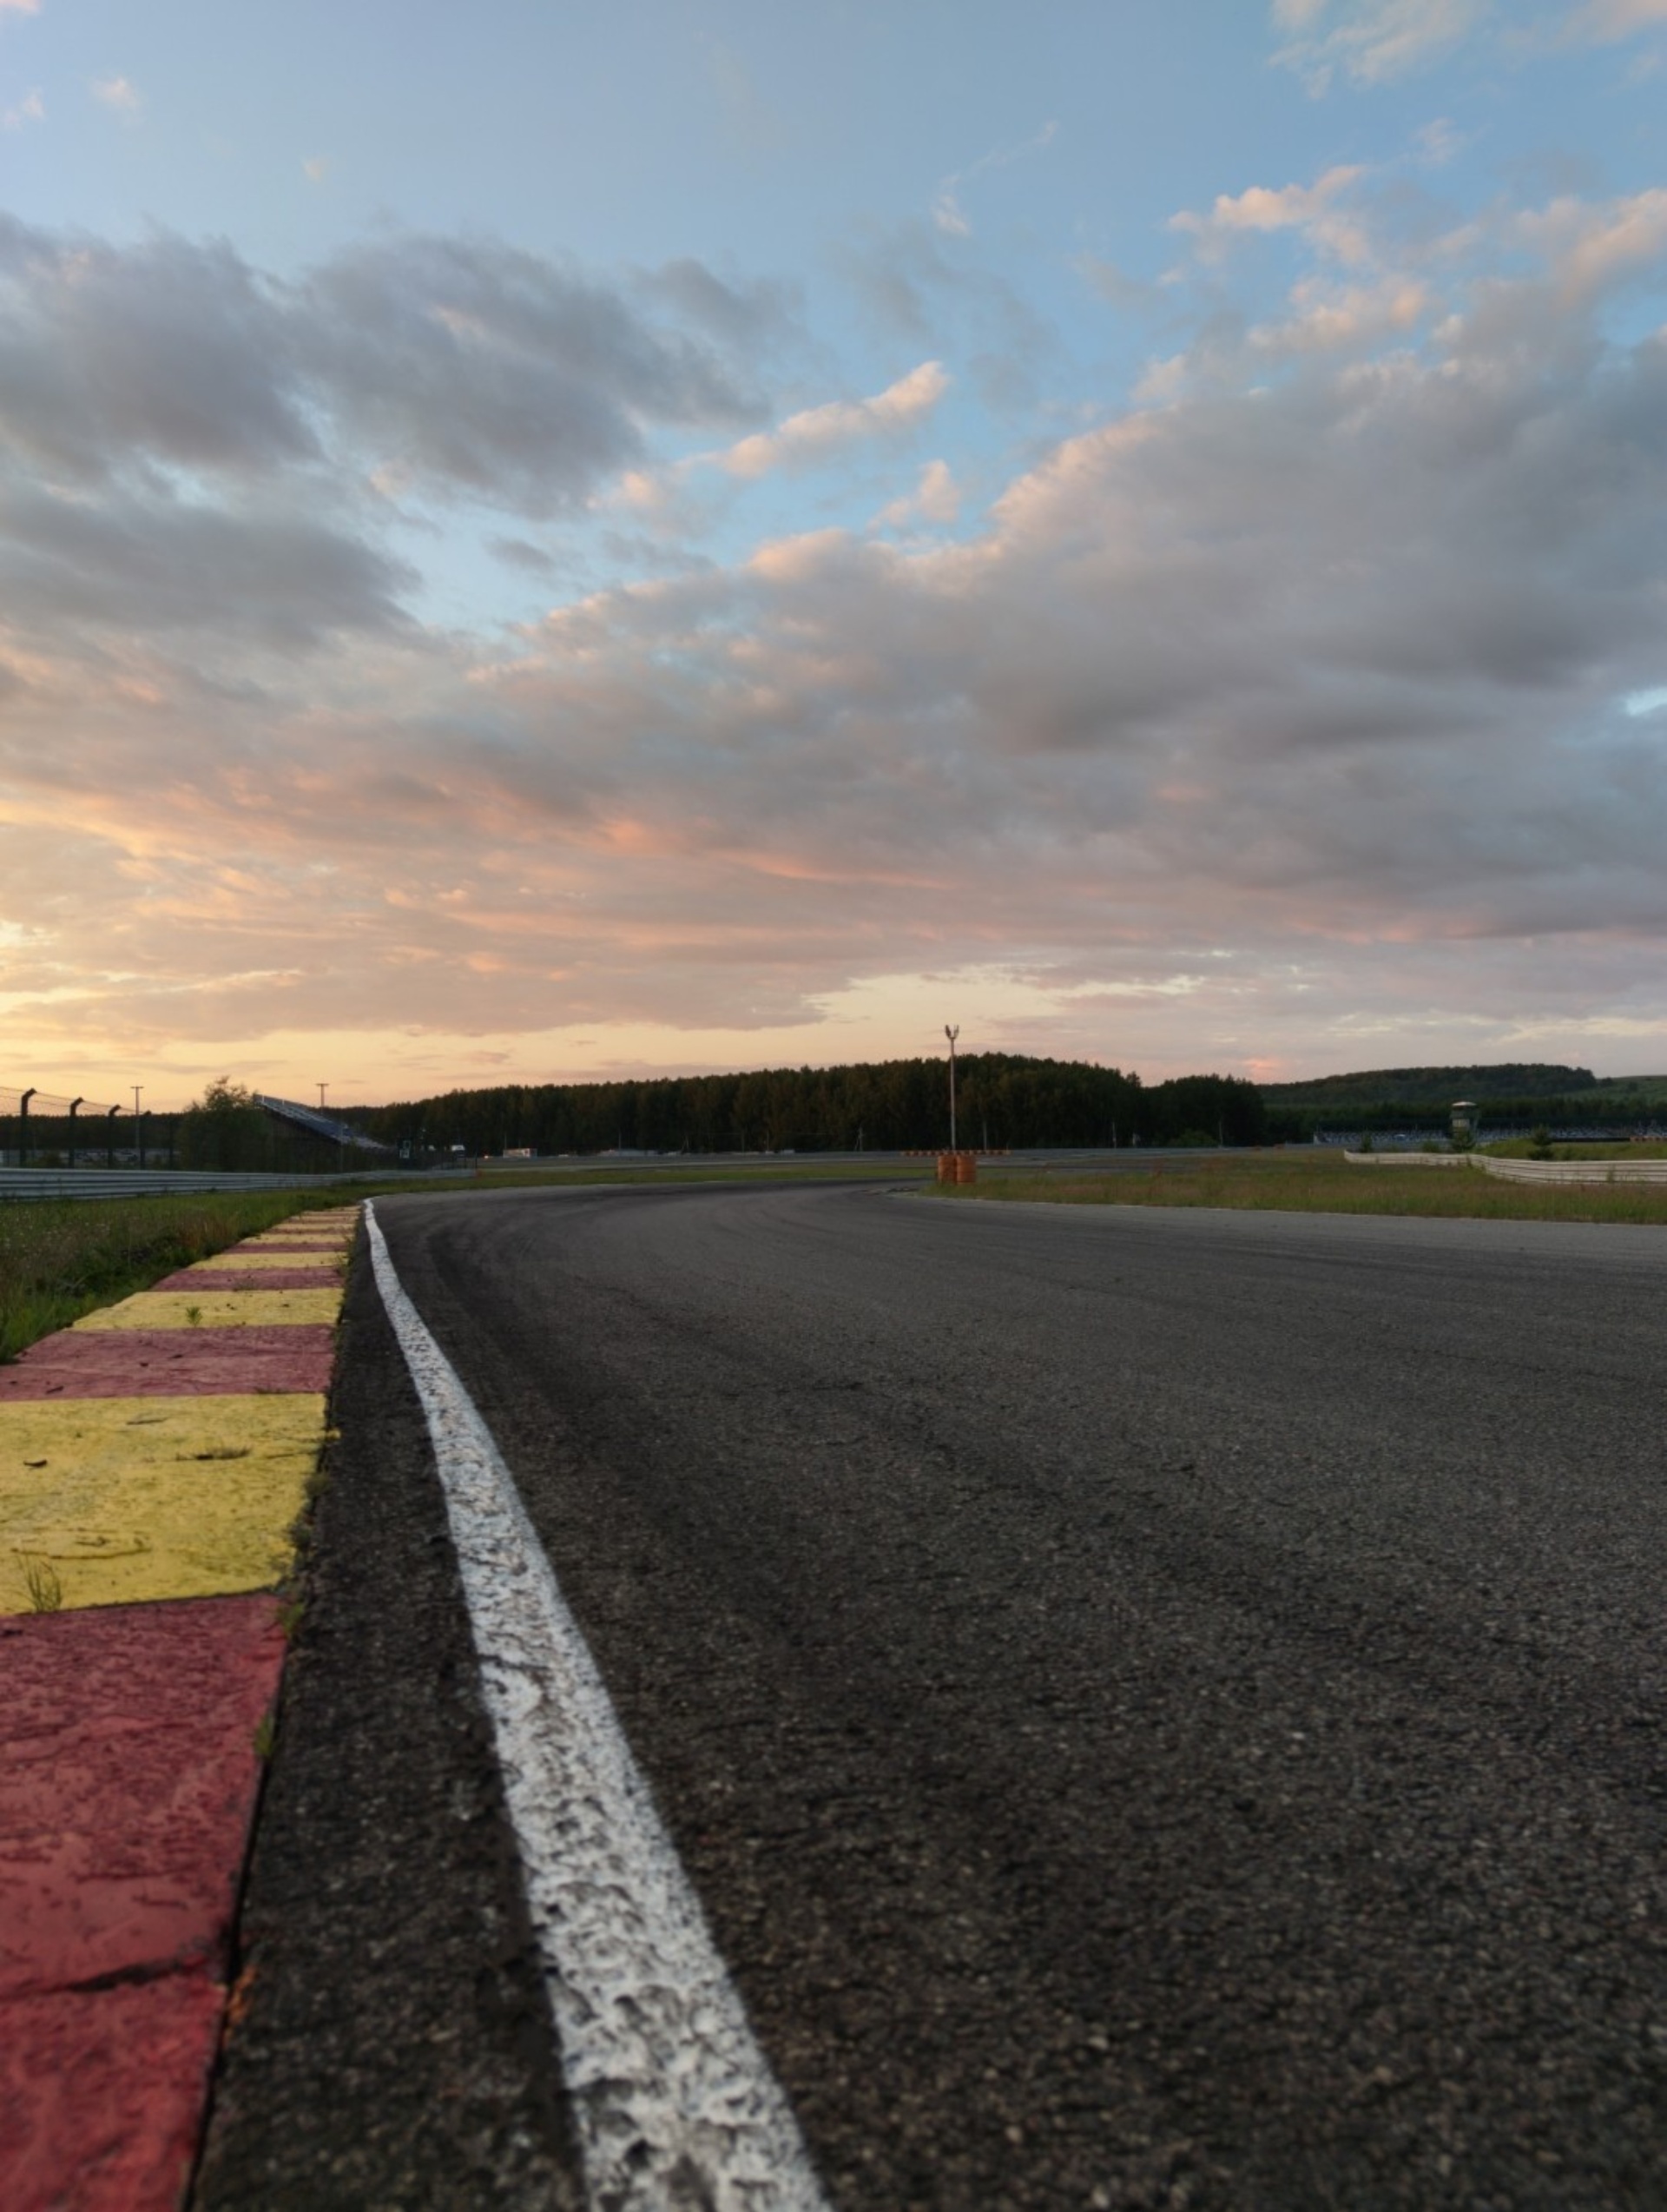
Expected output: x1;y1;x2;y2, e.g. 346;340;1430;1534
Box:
244;1238;353;1251
75;1289;346;1331
1;1394;326;1613
246;1231;354;1248
184;1248;348;1273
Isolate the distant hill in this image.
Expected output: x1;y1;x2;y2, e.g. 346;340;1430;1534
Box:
1258;1063;1596;1107
351;1053;1268;1154
1586;1073;1667;1102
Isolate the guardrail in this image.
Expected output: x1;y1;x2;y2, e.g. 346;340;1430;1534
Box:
1342;1151;1470;1167
0;1168;378;1203
1345;1152;1667;1185
1478;1155;1667;1185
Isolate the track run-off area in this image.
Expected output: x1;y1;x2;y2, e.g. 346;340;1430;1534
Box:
90;1179;1667;2206
12;1177;1662;2194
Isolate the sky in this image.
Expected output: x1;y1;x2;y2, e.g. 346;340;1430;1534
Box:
3;2;1667;1110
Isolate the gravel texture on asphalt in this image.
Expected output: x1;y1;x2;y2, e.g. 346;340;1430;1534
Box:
208;1183;1667;2209
192;1244;584;2212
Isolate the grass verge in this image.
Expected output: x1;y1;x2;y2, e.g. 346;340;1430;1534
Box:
0;1163;921;1363
0;1190;358;1363
1482;1138;1667;1160
935;1152;1667;1225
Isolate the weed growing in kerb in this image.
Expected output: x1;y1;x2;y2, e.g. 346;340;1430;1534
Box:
20;1554;63;1613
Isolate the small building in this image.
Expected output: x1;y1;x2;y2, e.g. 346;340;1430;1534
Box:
1451;1099;1476;1143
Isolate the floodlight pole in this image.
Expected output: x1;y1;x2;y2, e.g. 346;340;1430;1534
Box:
68;1096;83;1168
19;1086;35;1167
318;1083;328;1114
133;1085;144;1170
945;1025;960;1152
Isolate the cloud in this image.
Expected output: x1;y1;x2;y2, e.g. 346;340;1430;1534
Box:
293;234;765;516
1171;165;1373;264
835;220;1058;409
932;188;972;241
301;155;330;183
1413;116;1464;163
0;219;315;481
1512;186;1667;301
489;535;558;577
1077;256;1166;314
1248;274;1431;353
704;360;949;481
704;41;788;157
1563;0;1667;37
1271;1;1492;90
0;217;768;515
932;120;1059;238
1273;0;1667;85
0;0;40;14
90;75;142;113
10;195;1667;1088
0;483;418;646
3;89;42;129
874;459;961;531
634;260;801;355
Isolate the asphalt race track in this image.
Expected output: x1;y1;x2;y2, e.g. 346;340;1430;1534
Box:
197;1181;1667;2209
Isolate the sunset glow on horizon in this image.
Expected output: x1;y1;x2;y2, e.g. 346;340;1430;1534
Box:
4;3;1667;1110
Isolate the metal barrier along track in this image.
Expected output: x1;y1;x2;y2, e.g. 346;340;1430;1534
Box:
0;1169;373;1203
1345;1152;1667;1186
1479;1155;1667;1185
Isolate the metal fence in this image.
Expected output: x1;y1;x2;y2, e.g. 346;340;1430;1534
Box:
0;1166;373;1201
0;1163;514;1203
0;1081;385;1174
0;1086;180;1170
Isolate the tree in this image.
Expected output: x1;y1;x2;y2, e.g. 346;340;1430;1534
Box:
177;1077;271;1171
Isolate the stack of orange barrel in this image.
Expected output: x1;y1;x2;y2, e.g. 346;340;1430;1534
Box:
935;1152;979;1185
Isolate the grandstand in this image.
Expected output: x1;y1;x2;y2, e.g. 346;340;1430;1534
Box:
254;1094;394;1155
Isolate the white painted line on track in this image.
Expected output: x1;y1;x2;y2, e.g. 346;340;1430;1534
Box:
365;1203;830;2212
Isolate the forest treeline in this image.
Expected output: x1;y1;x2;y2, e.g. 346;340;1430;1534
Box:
348;1055;1268;1155
1256;1062;1667;1139
1257;1062;1597;1107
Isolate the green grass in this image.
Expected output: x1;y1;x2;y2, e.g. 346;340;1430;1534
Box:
935;1151;1667;1225
1482;1137;1667;1160
399;1159;921;1187
20;1554;63;1612
0;1161;920;1364
0;1189;358;1364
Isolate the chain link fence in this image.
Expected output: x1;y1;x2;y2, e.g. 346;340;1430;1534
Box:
0;1086;181;1169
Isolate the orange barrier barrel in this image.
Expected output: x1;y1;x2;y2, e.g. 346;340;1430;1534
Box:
937;1152;956;1184
954;1151;978;1185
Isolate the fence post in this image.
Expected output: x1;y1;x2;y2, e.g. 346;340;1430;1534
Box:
19;1086;36;1166
68;1096;83;1168
106;1103;122;1169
